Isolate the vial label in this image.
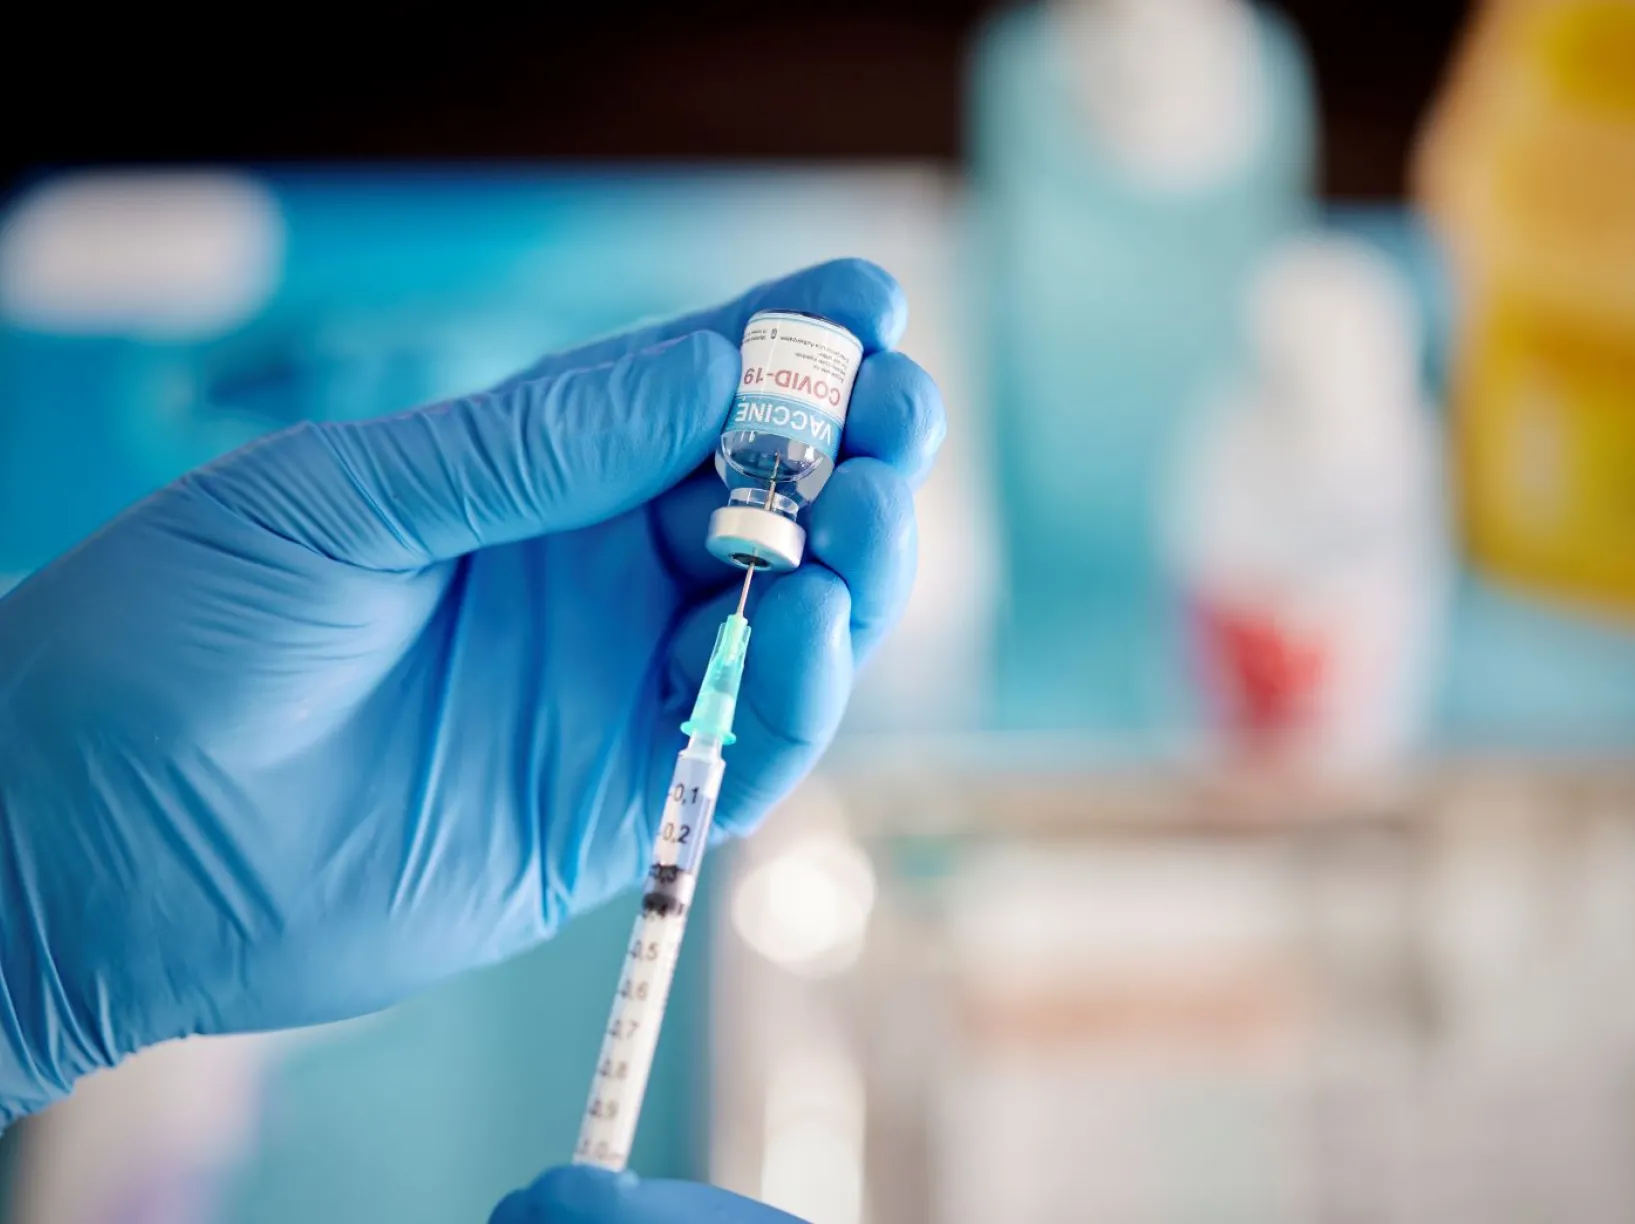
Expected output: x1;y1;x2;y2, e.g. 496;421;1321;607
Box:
730;311;863;462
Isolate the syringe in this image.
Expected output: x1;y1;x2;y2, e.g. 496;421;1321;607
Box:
572;573;756;1172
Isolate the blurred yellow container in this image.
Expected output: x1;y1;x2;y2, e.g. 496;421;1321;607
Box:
1416;0;1635;617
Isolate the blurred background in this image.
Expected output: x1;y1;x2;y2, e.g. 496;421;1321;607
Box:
3;1;1634;1221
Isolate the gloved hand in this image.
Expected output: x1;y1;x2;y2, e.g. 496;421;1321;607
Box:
0;259;944;1124
491;1166;802;1224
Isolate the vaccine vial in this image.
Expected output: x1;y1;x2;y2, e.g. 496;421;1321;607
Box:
707;310;864;572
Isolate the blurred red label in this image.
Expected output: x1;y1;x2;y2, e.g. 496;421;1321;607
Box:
1192;597;1330;737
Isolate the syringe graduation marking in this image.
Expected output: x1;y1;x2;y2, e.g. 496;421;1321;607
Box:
573;733;729;1172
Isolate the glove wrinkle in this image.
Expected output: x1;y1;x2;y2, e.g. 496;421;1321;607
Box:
389;556;474;919
312;419;431;569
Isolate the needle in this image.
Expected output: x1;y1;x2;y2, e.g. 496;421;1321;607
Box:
736;456;781;618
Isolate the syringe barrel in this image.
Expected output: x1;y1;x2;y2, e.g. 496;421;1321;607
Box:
572;740;725;1171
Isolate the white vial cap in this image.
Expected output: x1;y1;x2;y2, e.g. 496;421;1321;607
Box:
707;505;807;573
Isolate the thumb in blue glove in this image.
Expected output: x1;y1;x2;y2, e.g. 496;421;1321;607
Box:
491;1166;804;1224
0;258;945;1123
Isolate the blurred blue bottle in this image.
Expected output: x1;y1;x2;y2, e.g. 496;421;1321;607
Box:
971;0;1315;733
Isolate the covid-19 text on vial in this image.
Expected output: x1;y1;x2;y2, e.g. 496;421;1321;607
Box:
740;364;847;408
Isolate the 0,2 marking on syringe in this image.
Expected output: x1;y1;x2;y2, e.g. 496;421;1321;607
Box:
653;761;716;874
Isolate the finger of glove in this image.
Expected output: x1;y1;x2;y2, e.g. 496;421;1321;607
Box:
646;468;730;595
657;566;852;839
495;258;907;391
805;458;917;664
649;349;942;596
190;331;738;570
502;1165;806;1223
843;350;946;490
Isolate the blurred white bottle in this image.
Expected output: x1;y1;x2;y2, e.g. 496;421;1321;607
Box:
970;0;1314;731
1166;236;1449;777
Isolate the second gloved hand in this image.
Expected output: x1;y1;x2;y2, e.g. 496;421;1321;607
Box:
490;1166;803;1224
0;259;944;1123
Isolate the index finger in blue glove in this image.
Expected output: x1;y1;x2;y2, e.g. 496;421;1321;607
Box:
491;1166;806;1224
497;258;908;390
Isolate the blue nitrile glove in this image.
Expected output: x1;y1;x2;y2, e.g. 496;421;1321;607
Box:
491;1166;802;1224
0;259;944;1124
